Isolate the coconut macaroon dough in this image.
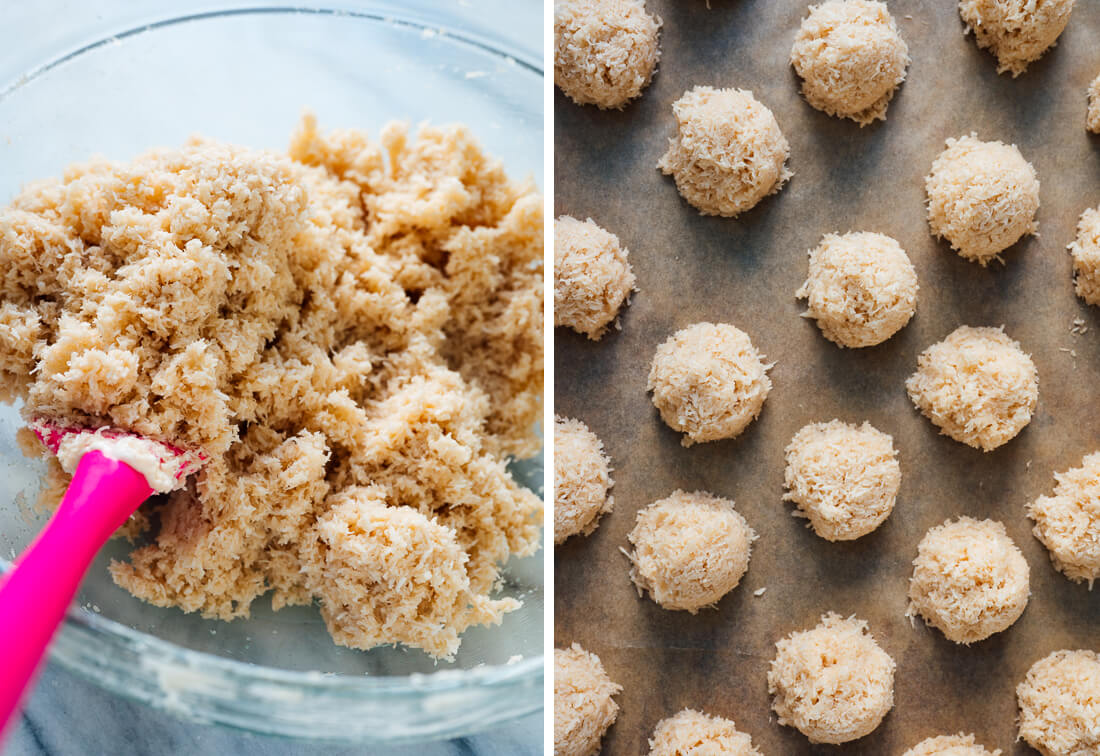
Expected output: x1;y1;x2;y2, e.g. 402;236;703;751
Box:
657;86;792;217
906;326;1038;452
768;613;896;744
959;0;1075;77
554;0;662;110
925;134;1040;265
554;216;636;340
796;232;918;348
554;416;614;545
647;322;772;446
902;733;1003;756
626;490;757;613
1068;206;1100;306
1089;74;1100;133
790;0;910;126
555;643;623;756
783;420;901;541
1027;452;1100;586
907;517;1030;644
1016;649;1100;756
648;709;763;756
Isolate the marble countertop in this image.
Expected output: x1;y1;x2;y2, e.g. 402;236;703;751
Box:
0;2;543;754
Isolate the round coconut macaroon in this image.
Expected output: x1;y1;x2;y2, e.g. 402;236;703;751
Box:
1016;649;1100;756
554;416;615;545
769;613;896;744
626;490;757;613
657;86;792;217
907;517;1030;644
783;420;901;541
1068;205;1100;306
959;0;1075;77
796;231;918;348
555;643;623;756
554;216;637;340
554;0;662;110
925;134;1040;265
1027;452;1100;586
647;322;772;447
790;0;910;126
902;733;1003;756
1088;73;1100;133
906;325;1038;452
648;709;762;756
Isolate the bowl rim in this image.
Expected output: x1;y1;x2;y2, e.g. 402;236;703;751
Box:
0;2;544;743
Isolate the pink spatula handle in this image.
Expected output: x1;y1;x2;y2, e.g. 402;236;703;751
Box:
0;451;151;737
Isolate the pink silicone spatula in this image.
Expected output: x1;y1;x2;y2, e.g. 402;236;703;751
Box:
0;421;205;738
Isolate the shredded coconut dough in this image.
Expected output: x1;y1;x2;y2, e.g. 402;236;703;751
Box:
925;134;1040;265
783;420;900;541
554;416;614;544
796;231;918;348
906;326;1038;452
554;216;636;339
648;708;762;756
768;612;895;744
657;86;792;217
1089;74;1100;134
0;115;543;659
907;517;1030;644
554;0;662;109
1068;205;1100;306
790;0;910;126
52;425;199;494
555;643;622;756
1027;452;1100;587
959;0;1075;77
1016;649;1100;756
902;733;1002;756
627;489;756;612
647;322;772;447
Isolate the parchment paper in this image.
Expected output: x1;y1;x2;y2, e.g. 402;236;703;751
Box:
554;1;1100;753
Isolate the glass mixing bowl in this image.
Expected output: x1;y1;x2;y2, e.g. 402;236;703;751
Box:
0;3;543;744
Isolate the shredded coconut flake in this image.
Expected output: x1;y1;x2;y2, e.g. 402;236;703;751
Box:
554;216;636;340
658;86;792;218
1068;205;1100;307
626;490;756;613
959;0;1075;77
790;0;910;126
906;325;1038;451
648;708;762;756
554;416;614;544
555;643;622;756
1027;451;1100;587
902;733;1002;756
1016;649;1100;756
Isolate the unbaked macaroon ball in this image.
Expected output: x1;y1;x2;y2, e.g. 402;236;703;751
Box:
1068;205;1100;306
769;613;896;744
657;86;792;217
554;416;614;545
554;0;662;109
959;0;1075;77
627;490;756;613
1027;451;1100;586
555;643;623;756
1016;649;1100;756
796;231;918;348
554;216;637;339
1088;73;1100;133
783;420;901;541
647;322;772;446
790;0;910;126
907;517;1030;644
648;709;762;756
906;326;1038;452
925;134;1040;265
902;733;1002;756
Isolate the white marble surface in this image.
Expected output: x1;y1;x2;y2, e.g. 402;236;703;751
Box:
0;1;544;753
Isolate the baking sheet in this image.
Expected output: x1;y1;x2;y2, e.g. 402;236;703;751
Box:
553;1;1100;753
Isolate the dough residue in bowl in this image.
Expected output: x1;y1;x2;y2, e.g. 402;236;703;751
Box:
0;114;544;659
